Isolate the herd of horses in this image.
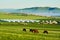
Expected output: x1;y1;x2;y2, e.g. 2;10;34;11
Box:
23;28;48;34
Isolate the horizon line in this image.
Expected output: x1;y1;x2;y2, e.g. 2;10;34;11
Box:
0;6;60;9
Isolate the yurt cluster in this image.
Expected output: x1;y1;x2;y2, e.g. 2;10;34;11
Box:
0;19;60;24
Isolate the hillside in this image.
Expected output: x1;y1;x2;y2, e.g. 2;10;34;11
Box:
0;7;60;16
0;13;52;20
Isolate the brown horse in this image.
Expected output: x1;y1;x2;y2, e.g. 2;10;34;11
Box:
30;29;39;33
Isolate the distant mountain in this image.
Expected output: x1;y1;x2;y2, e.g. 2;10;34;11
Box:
0;7;60;16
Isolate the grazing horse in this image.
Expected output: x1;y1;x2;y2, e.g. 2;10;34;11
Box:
43;30;48;34
30;29;33;32
23;28;26;31
30;29;39;33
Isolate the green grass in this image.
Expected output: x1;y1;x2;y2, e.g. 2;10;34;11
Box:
0;23;60;40
0;13;60;21
0;13;60;40
0;13;56;20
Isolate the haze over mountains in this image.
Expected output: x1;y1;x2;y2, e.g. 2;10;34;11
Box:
0;7;60;16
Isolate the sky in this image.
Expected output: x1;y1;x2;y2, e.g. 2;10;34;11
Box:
0;0;60;9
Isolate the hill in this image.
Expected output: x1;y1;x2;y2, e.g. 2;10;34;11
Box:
0;7;60;16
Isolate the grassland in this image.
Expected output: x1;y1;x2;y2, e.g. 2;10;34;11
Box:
0;22;60;40
0;13;60;40
0;13;56;20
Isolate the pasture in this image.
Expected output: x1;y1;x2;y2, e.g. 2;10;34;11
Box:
0;12;60;40
0;13;56;20
0;22;60;40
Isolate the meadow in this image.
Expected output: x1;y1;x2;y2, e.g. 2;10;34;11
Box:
0;13;56;20
0;13;60;40
0;22;60;40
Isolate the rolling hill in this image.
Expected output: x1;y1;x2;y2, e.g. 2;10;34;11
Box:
0;7;60;16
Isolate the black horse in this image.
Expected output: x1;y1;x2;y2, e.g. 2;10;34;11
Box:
30;29;33;32
43;30;48;34
23;28;26;31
